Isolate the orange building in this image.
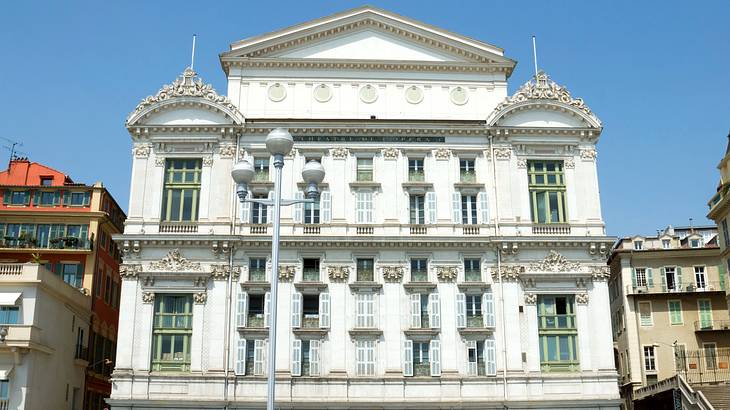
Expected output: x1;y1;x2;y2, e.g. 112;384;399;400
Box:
0;158;125;409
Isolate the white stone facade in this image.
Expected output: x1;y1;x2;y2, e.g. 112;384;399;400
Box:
111;6;619;409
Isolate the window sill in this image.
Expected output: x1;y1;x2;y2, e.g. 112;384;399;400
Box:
458;327;494;335
403;282;437;292
294;282;328;293
293;327;329;336
240;281;270;292
348;328;382;337
404;328;439;337
237;327;269;337
349;181;381;189
457;282;491;292
349;281;382;291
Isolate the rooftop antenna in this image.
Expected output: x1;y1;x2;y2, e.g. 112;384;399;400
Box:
531;35;539;77
0;137;24;167
689;217;694;231
190;34;197;71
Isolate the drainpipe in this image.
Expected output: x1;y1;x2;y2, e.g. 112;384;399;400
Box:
489;133;509;406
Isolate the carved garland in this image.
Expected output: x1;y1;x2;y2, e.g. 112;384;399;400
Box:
193;292;208;305
210;265;241;281
142;292;155;304
576;293;589;304
132;144;152;158
330;147;349;159
529;250;581;272
490;265;525;281
381;265;404;282
149;249;202;272
524;293;537;305
435;266;458;282
327;266;350;282
119;264;142;280
278;265;296;282
219;144;237;158
433;148;451;160
381;148;399;160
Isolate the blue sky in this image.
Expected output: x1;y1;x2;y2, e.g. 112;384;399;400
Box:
1;1;728;238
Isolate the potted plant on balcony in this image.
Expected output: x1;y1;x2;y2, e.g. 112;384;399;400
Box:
18;232;37;248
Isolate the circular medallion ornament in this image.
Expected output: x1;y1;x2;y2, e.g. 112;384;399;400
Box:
450;86;469;105
267;83;287;102
313;84;332;103
359;84;378;104
405;85;424;104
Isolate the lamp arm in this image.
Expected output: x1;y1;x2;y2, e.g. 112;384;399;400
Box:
242;198;315;207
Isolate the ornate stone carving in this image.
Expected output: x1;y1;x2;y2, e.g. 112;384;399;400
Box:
490;265;525;281
516;158;527;169
155;156;166;167
564;158;575;168
436;266;458;282
381;148;399;160
580;149;597;161
576;293;589;304
524;293;537;305
202;156;213;167
433;148;451;160
494;71;600;125
119;264;141;280
529;251;580;273
381;266;404;282
149;249;202;272
193;276;208;287
130;68;238;117
590;265;610;281
142;292;155;304
278;265;296;282
219;143;237;158
142;276;155;287
330;147;349;159
193;292;208;305
493;147;511;160
210;264;241;280
132;144;152;158
327;266;350;282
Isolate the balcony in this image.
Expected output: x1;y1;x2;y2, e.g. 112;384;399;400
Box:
627;281;724;295
460;172;476;183
302;225;320;235
249;224;268;235
302;269;320;283
408;171;425;182
158;222;198;234
532;224;571;235
462;226;480;235
409;225;428;235
0;236;91;251
247;314;265;328
694;320;730;332
356;226;373;235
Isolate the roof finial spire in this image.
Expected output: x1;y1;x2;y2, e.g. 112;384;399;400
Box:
532;35;539;78
190;34;197;71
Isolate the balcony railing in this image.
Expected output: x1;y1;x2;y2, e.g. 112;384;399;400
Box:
0;264;22;275
1;236;90;250
302;269;320;282
532;224;571;235
708;184;729;211
253;172;270;182
462;226;480;235
302;225;320;235
460;172;476;183
414;363;430;376
247;314;265;328
159;222;198;233
694;320;730;331
408;171;425;182
249;225;268;234
302;315;320;329
467;315;484;328
356;226;373;235
410;225;427;235
627;281;724;295
249;269;266;282
464;271;481;282
410;271;428;282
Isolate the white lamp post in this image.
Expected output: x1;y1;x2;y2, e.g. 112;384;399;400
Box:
231;128;325;410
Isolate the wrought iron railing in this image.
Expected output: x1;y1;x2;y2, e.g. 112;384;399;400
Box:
694;320;730;331
676;348;730;385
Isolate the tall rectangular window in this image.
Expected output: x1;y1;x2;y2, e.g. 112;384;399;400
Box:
356;191;373;223
528;160;567;224
668;300;683;325
410;258;428;282
409;195;425;224
0;306;19;324
698;299;713;329
302;259;320;282
355;340;376;376
304;200;320;224
152;295;193;372
643;345;656;372
356;158;373;181
464;258;481;282
662;239;671;249
635;268;647;287
249;258;267;282
639;301;653;326
253;158;269;182
408;158;424;181
356;258;374;282
461;195;478;224
460;159;476;182
251;194;268;224
61;263;83;288
161;159;202;222
694;266;706;289
538;295;578;371
466;295;482;328
723;219;730;247
412;341;430;376
356;293;376;328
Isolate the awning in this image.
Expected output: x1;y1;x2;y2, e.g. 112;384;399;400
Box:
0;365;13;379
0;293;21;306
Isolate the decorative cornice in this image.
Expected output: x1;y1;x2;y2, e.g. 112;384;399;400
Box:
490;265;525;281
210;264;241;280
524;293;537;305
529;251;580;273
576;293;589;305
435;266;458;282
193;292;208;305
330;147;349;159
278;264;296;282
381;148;399;160
149;249;203;272
222;59;512;75
433;148;451;160
327;266;350;282
132;144;152;158
381;265;404;282
219;143;237;158
119;264;142;280
142;292;155;304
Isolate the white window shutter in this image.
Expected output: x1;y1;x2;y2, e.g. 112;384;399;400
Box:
310;340;321;376
266;191;274;223
403;340;413;376
356;191;364;223
478;191;489;224
320;191;331;223
369;293;376;328
452;192;462;223
456;293;466;328
485;338;497;375
430;340;441;376
483;291;495;328
294;191;304;223
466;340;477;376
291;339;302;376
426;192;437;224
264;292;271;328
356;294;364;328
366;191;373;223
241;194;252;224
291;292;302;328
410;294;421;328
236;291;248;327
647;268;654;287
429;293;441;329
236;339;246;375
254;339;265;376
319;292;330;328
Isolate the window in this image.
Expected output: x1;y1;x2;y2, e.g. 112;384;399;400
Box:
403;339;440;377
461;195;478;224
723;219;730;247
703;343;718;370
698;299;713;329
355;340;376;376
152;295;193;371
356;258;374;282
464;258;481;282
690;239;701;248
663;267;679;291
538;295;578;371
292;339;321;376
61;263;83;288
410;293;439;329
0;380;8;400
408;158;424;181
467;339;496;376
9;190;29;206
161;159;202;222
302;294;320;328
237;292;269;328
409;195;425;225
356;293;376;328
235;338;266;376
466;295;482;327
662;239;671;249
356;191;373;223
0;306;19;324
251;194;268;224
410;259;428;282
104;272;112;304
635;268;647;287
460;159;476;182
633;240;643;250
674;344;687;371
249;258;267;282
302;259;320;282
694;266;706;289
639;302;653;326
40;176;53;186
95;267;103;297
303;199;320;224
39;191;55;206
528;161;567;224
291;292;329;329
253;158;269;182
456;292;494;329
668;300;683;325
356;158;373;181
643;345;656;372
70;192;85;206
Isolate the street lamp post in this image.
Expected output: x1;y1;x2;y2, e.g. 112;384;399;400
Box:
231;128;325;410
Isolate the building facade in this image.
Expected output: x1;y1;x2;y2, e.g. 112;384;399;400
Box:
708;133;730;312
110;6;619;409
608;226;730;408
0;159;126;409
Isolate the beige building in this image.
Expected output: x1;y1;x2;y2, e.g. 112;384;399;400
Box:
708;133;730;313
608;225;730;408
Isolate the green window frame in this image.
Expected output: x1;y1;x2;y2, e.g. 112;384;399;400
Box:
538;295;579;371
668;300;683;325
161;159;202;222
152;294;193;372
356;258;374;282
528;161;567;224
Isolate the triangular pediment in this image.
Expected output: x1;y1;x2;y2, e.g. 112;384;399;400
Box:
223;6;513;66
